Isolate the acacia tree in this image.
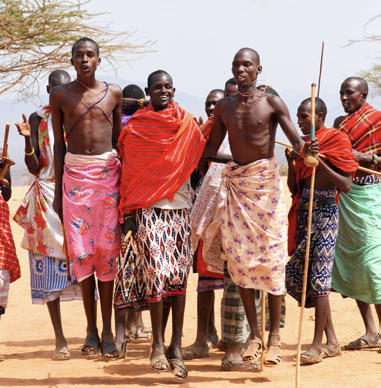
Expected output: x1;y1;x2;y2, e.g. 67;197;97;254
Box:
0;0;154;97
346;15;381;95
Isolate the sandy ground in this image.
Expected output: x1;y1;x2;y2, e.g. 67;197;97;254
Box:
0;181;380;387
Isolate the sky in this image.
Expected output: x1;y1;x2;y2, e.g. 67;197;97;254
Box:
1;0;380;182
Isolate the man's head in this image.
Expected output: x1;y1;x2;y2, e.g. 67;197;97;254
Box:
340;77;368;114
122;84;145;99
71;37;100;77
47;70;71;94
231;48;262;88
224;78;238;97
205;89;224;117
145;70;175;111
297;97;327;135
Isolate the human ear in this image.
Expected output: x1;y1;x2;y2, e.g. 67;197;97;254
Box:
257;65;263;74
97;57;101;66
46;85;50;94
145;87;149;97
70;58;74;66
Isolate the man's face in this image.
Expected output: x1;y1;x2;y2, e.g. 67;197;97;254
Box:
297;102;314;136
146;74;175;111
71;41;100;77
231;50;262;88
205;91;224;117
339;80;366;114
224;83;238;97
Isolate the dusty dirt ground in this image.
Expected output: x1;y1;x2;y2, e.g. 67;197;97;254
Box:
0;181;380;387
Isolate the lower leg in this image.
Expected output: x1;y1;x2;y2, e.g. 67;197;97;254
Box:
126;311;139;335
356;300;378;336
97;279;115;344
268;293;282;344
168;294;186;360
47;298;67;349
307;296;329;356
149;300;165;360
238;287;260;340
324;303;339;347
374;304;381;333
79;275;98;338
114;308;127;350
207;291;218;341
195;290;214;349
161;304;170;341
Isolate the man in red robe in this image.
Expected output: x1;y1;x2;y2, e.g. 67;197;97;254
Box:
119;70;205;380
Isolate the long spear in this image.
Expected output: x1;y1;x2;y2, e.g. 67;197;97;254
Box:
295;83;319;388
317;42;324;98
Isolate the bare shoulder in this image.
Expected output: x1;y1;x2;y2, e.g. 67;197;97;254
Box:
108;83;122;98
215;95;235;114
50;83;72;102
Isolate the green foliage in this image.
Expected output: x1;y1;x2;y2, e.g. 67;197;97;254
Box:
0;0;154;97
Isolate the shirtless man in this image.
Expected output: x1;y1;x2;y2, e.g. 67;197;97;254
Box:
204;48;318;366
51;37;122;359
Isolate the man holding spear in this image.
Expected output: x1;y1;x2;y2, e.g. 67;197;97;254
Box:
203;47;318;367
285;96;358;364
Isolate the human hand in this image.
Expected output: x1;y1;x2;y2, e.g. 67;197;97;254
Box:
285;148;299;161
121;216;137;236
15;114;31;137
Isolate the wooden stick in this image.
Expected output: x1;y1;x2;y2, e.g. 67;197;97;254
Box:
62;227;71;283
2;123;10;157
276;140;381;176
295;166;316;388
296;83;318;388
317;41;324;98
260;290;266;372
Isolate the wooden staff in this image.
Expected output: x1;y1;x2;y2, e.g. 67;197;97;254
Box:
260;290;266;371
276;140;381;176
317;41;324;98
296;83;319;388
62;226;71;283
124;230;137;255
0;123;15;186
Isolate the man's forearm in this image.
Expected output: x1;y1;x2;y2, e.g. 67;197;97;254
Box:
203;152;232;164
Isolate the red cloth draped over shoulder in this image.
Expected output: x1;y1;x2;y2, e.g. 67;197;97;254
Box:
118;101;206;214
202;116;214;140
338;102;381;157
287;126;358;256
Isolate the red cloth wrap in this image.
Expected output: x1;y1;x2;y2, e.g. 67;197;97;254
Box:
118;102;206;213
196;240;224;278
287;127;358;256
338;102;381;158
0;195;20;283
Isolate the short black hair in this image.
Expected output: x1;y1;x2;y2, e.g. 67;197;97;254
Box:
257;84;279;97
147;70;172;89
342;77;368;94
72;37;99;56
299;97;327;120
225;78;237;87
122;84;145;99
48;70;71;85
207;88;224;97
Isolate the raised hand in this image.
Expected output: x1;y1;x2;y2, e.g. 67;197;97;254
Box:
15;113;31;137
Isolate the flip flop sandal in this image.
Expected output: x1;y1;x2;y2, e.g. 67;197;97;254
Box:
182;344;209;360
207;334;219;349
52;346;71;361
242;339;263;363
221;357;259;372
168;358;188;380
321;344;341;359
117;340;127;359
150;353;169;372
81;335;101;358
345;334;380;350
101;341;119;360
300;350;323;365
264;342;282;367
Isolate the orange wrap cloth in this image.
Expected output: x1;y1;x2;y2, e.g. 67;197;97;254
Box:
287;127;358;256
118;102;206;213
202;116;214;140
